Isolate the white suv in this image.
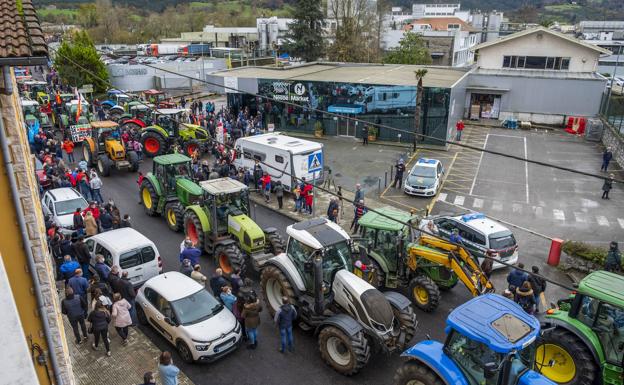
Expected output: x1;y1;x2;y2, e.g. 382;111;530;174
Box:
422;213;519;269
136;272;242;363
404;158;444;197
41;187;89;234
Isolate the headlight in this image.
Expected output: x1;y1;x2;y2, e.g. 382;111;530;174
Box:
234;322;241;334
253;238;264;247
195;344;211;351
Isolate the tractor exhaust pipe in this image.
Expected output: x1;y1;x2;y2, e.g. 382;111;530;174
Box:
313;254;324;315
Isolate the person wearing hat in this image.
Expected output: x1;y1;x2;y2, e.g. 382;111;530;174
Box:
392;158;406;189
179;239;201;266
602;174;614;200
354;184;364;206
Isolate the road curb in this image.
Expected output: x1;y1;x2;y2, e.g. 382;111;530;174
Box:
250;195;302;223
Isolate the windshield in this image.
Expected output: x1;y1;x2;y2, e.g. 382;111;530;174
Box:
322;241;352;283
410;166;436;178
213;190;249;218
489;232;516;249
446;330;502;385
171;289;224;325
23;105;38;115
55;197;88;216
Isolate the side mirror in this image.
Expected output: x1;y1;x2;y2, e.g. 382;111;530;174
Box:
483;362;498;379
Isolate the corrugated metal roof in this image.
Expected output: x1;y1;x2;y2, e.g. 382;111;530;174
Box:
473;67;605;80
211;63;468;88
0;0;47;61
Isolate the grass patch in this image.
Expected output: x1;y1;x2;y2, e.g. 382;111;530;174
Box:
544;4;582;11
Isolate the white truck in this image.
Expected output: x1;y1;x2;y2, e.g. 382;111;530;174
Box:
233;132;324;191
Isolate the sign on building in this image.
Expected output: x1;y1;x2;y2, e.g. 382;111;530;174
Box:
269;80;309;103
69;124;91;142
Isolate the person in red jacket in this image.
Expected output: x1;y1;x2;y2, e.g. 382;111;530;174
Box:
136;172;144;205
261;172;271;202
455;120;465;141
82;202;100;221
62;138;75;163
302;182;313;215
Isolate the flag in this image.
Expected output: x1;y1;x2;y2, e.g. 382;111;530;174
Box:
75;91;82;122
55;91;61;105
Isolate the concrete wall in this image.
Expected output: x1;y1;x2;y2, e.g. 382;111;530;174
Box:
449;71;470;138
476;31;600;72
466;73;606;124
602;120;624;170
0;70;74;384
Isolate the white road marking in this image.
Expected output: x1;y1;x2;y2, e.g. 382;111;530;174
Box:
352;146;357;150
523;137;529;204
472;198;483;208
573;212;586;223
618;218;624;229
512;203;522;213
553;209;565;221
492;201;503;211
469;134;489;196
597;216;610;227
438;193;447;202
454;195;465;205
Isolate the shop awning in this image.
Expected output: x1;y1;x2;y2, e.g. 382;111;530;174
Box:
466;86;510;94
328;104;364;114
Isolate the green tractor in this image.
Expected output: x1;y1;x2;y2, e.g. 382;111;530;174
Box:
535;270;624;385
140;153;204;232
355;207;494;312
182;178;285;276
140;108;209;158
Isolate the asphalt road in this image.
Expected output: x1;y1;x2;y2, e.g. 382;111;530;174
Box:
97;154;478;385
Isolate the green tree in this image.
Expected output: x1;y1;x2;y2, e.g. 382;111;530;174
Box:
282;0;325;61
54;30;109;93
383;31;432;65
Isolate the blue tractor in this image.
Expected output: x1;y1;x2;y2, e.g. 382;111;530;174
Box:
394;294;556;385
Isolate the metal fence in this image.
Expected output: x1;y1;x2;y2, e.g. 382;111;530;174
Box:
600;91;624;134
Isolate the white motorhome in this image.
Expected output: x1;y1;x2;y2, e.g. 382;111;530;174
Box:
355;85;416;113
233;133;324;192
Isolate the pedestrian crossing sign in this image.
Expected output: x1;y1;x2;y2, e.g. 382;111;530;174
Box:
308;152;323;172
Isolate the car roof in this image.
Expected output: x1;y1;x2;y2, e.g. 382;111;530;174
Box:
145;272;203;301
446;294;540;354
414;158;440;167
357;207;413;232
47;187;83;202
451;213;510;235
154;153;191;165
21;99;39;106
199;178;248;195
578;270;624;308
89;228;154;254
155;108;188;115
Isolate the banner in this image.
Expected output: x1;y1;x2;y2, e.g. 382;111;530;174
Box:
70;124;91;142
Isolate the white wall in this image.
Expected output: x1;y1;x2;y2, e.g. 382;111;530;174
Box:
476;31;600;72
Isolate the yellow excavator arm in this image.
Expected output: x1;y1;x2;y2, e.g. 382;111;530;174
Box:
407;234;495;297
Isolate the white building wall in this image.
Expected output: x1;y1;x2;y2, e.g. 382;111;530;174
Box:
476;32;600;72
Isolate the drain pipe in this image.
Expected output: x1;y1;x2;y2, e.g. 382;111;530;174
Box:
0;66;64;385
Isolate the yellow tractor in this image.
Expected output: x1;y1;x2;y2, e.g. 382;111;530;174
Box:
83;121;139;177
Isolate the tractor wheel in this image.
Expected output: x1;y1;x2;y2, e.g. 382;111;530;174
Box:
215;244;245;278
184;140;201;157
264;231;285;255
260;265;296;317
391;304;417;350
142;132;166;158
164;201;184;232
140;180;159;216
535;328;598;385
319;326;370;376
367;259;386;289
184;211;206;250
408;275;440;313
394;360;445;385
82;145;94;166
127;150;139;172
97;155;113;177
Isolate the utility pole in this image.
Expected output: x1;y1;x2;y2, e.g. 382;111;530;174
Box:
413;69;428;152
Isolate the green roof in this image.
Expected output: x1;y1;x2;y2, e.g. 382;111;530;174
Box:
578;270;624;308
153;153;191;165
357;207;413;232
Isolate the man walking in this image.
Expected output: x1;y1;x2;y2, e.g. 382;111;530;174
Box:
354;184;364;205
362;126;369;146
602;174;614;200
506;262;528;292
210;268;228;296
61;287;88;344
73;236;91;280
67;269;89;307
118;271;137;326
59;255;80;283
274;296;297;353
601;147;613;172
391;159;406;189
179;239;201;266
455;120;464;141
527;266;546;313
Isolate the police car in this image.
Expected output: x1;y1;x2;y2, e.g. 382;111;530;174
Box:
421;212;519;269
403;158;444;196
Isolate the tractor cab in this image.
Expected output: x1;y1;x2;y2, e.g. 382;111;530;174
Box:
152;154;195;195
21;98;51;131
65;100;91;124
143;89;174;108
90;121;122;154
22;80;48;101
153;108;189;136
198;178;251;235
84;121;139;176
398;294;555;385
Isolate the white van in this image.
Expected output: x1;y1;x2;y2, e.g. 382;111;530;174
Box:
233;132;324;192
86;228;162;287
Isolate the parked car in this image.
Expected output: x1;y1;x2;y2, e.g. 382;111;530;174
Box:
135;272;242;363
86;228;162;287
34;157;51;189
41;187;88;234
403;158;444;197
420;212;519;269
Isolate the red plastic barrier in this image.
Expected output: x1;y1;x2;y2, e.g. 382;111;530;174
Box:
547;238;564;266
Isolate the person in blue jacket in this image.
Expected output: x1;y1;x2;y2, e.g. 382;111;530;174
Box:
179;239;201;266
59;255;80;283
